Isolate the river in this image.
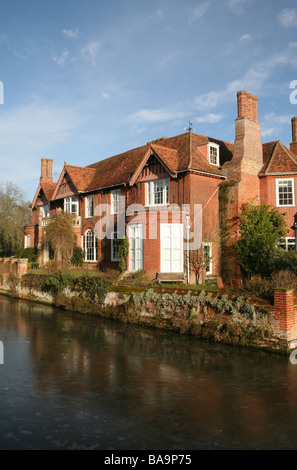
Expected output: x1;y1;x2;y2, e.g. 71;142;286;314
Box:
0;294;297;450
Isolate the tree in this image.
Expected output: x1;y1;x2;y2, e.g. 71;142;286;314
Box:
189;243;214;284
0;181;31;256
235;200;287;277
43;211;75;267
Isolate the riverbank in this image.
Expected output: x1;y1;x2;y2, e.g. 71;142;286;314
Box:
1;268;296;355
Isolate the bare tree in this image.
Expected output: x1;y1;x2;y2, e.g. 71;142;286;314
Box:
189;229;218;284
43;211;75;267
0;181;31;256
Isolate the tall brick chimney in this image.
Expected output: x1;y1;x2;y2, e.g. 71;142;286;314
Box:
223;91;262;201
221;91;263;280
40;158;53;183
290;117;297;155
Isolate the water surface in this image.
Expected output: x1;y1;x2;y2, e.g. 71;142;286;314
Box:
0;294;296;450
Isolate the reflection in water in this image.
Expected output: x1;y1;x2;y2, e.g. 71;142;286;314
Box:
0;294;297;450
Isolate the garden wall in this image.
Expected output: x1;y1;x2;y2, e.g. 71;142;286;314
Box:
0;265;296;355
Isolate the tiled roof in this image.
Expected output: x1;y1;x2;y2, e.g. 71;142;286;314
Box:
40;181;57;201
83;132;229;192
260;141;297;175
65;164;96;192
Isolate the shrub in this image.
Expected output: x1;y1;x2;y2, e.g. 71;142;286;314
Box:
242;270;297;299
44;271;73;294
14;247;38;262
71;276;111;304
267;248;297;275
270;270;297;290
71;247;85;266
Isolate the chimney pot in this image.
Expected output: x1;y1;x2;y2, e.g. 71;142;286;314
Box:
290;117;297;155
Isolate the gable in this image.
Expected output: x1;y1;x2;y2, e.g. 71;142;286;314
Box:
53;168;78;200
260;141;297;175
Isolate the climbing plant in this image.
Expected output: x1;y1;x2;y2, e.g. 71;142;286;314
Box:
117;236;129;272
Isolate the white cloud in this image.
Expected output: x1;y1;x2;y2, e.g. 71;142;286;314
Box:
159;50;179;68
278;8;297;27
51;48;69;65
195;113;223;124
189;2;211;23
194;43;297;110
81;41;101;64
228;0;251;15
261;112;292;139
129;108;185;123
0;101;81;191
240;33;252;42
62;28;80;38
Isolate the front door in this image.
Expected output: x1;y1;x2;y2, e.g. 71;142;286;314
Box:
128;224;143;271
160;223;183;272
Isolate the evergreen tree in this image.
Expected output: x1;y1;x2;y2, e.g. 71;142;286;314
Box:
235;200;287;277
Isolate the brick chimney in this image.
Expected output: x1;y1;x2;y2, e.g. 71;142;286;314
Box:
221;91;263;280
223;91;262;202
290;117;297;155
40;158;53;183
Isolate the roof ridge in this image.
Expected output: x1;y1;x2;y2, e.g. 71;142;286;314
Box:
66;163;96;171
189;132;193;169
279;141;297;165
86;143;149;168
151;143;178;152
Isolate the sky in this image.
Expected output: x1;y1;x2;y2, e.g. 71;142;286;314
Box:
0;0;297;201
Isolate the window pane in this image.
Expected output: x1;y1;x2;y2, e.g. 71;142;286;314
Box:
278;180;293;205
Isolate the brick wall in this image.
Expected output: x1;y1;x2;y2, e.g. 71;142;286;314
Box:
273;289;297;341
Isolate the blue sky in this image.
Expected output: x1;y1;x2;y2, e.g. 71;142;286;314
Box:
1;0;297;201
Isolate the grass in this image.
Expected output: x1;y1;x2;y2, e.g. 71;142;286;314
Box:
28;266;120;281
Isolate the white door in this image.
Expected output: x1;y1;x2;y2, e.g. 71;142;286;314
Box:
128;224;143;271
161;224;183;273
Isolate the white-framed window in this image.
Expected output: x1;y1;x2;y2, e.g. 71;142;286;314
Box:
276;178;295;207
64;196;79;215
279;237;296;251
146;178;170;206
208;143;220;166
85;195;93;218
111;189;121;215
41;204;50;218
83;229;96;262
25;234;31;248
111;231;120;262
202;242;213;274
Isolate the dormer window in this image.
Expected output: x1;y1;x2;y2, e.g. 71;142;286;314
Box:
208;143;220;166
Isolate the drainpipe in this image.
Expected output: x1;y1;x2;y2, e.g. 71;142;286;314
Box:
294;214;297;251
186;213;190;284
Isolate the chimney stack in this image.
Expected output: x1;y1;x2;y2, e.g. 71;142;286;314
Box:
223;90;262;205
290;117;297;155
40;158;53;183
237;90;258;122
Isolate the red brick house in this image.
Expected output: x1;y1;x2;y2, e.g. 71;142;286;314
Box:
24;90;297;283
